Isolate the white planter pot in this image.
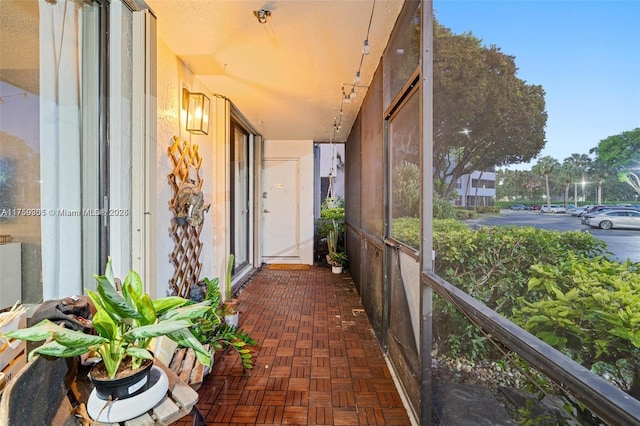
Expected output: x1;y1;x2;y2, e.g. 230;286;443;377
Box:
225;313;239;328
332;265;342;274
87;366;168;422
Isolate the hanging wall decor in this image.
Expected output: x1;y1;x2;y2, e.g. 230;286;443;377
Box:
167;136;210;298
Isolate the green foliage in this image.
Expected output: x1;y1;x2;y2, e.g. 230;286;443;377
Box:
432;224;607;360
320;207;345;220
433;20;547;199
7;258;211;379
393;160;420;218
226;254;234;300
329;251;348;267
474;206;500;214
192;276;256;370
433;193;458;219
590;127;640;172
511;257;640;398
454;209;477;219
391;217;420;248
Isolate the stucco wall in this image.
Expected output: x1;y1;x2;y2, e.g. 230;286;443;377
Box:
156;40;219;296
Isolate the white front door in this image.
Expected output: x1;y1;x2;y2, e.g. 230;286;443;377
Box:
262;158;300;260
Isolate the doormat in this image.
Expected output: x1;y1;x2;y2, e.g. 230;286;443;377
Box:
268;264;310;270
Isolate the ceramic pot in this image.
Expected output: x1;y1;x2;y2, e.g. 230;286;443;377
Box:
175;215;188;226
332;265;343;274
87;365;168;422
89;357;154;401
225;312;239;328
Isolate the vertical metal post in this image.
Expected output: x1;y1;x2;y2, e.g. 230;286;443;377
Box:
421;0;434;424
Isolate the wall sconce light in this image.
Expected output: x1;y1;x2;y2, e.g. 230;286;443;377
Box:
183;89;210;135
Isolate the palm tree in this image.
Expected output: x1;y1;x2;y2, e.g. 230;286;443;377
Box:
532;156;560;211
562;153;591;207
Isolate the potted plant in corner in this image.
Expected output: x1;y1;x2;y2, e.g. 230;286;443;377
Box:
6;258;212;423
222;254;239;327
328;251;348;274
326;220;347;273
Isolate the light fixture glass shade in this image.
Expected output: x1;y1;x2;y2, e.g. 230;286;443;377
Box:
349;88;356;100
362;39;371;55
184;89;210;135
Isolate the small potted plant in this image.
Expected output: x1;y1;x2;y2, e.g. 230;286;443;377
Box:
328;251;348;274
193;276;256;370
6;258;212;422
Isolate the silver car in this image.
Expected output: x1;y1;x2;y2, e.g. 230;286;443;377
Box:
585;209;640;230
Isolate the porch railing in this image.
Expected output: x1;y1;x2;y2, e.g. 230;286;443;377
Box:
423;271;640;425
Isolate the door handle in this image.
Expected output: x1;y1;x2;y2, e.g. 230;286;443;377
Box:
263;209;271;213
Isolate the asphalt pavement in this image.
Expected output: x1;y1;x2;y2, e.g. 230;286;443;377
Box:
466;210;640;263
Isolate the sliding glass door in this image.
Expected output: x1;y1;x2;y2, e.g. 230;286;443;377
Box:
230;120;250;271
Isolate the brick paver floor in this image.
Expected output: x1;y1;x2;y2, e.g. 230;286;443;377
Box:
173;265;412;426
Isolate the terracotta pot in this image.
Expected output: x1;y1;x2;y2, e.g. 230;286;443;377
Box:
89;357;154;401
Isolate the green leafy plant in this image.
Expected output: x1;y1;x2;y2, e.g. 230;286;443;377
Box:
6;258;212;379
328;251;348;268
432;221;607;361
223;254;238;315
193;276;256;369
511;256;640;398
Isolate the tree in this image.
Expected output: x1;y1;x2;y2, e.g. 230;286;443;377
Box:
560;154;591;207
532;156;560;210
433;21;548;199
590;128;640;195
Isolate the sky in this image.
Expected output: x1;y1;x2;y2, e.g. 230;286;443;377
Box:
433;0;640;170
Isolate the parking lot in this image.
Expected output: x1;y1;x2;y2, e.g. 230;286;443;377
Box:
467;209;640;262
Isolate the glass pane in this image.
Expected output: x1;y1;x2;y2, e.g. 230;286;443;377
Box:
389;89;420;250
232;125;249;268
384;1;421;110
1;1;99;302
1;2;43;305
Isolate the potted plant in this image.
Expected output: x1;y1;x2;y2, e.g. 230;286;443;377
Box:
6;258;212;421
222;254;239;327
193;276;256;370
328;251;348;274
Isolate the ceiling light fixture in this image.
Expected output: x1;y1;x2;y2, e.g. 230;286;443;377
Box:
253;9;271;24
354;71;361;84
362;39;371;55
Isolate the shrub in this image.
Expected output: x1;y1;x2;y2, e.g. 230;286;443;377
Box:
454;209;477;220
391;217;420;248
432;225;607;359
511;257;640;398
433;193;457;219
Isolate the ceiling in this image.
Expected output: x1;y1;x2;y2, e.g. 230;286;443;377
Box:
145;0;404;142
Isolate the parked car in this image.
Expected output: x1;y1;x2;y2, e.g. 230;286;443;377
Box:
509;204;527;210
540;204;566;214
580;205;640;223
584;209;640;230
571;205;592;217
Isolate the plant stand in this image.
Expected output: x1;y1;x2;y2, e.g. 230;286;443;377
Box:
87;366;168;423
